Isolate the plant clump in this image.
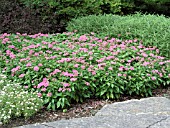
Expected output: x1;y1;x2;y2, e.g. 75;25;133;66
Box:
0;32;169;111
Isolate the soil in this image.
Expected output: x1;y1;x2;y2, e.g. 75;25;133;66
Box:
1;86;170;128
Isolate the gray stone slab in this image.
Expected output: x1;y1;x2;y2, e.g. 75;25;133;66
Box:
149;117;170;128
20;114;169;128
96;97;170;116
15;97;170;128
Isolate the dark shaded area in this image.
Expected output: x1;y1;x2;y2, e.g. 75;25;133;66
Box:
0;0;66;34
133;0;170;17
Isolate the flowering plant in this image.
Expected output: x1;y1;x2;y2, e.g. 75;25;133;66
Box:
0;32;169;110
0;74;43;124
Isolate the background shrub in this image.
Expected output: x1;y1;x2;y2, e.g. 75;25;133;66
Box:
67;13;170;58
133;0;170;16
0;0;66;34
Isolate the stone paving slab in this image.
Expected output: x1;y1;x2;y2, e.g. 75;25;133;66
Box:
16;97;170;128
96;97;170;116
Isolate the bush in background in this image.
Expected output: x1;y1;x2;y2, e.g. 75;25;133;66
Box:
0;0;66;34
67;13;170;58
133;0;170;16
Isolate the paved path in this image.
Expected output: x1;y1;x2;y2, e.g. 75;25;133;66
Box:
16;97;170;128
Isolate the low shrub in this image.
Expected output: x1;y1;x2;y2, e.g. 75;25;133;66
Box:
0;32;169;110
0;75;43;124
67;13;170;58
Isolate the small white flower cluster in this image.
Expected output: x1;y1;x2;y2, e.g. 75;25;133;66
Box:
0;73;44;124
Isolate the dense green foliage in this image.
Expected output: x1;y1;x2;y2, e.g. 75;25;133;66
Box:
0;32;169;111
67;13;170;58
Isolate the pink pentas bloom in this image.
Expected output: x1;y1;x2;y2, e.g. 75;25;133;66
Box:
37;93;42;97
9;53;16;59
81;65;86;69
118;73;122;76
151;77;156;80
67;88;71;92
119;66;124;71
72;70;78;74
38;63;43;66
89;57;93;60
79;35;88;41
74;64;79;68
19;74;25;78
58;88;62;92
70;78;77;81
169;74;170;78
24;86;29;89
88;68;92;72
142;53;148;57
26;62;32;67
108;67;113;70
41;88;47;92
37;78;49;88
8;45;15;49
34;66;39;71
47;92;52;97
123;74;127;77
142;62;150;66
34;52;39;56
48;44;53;48
159;73;163;77
85;82;90;86
62;82;70;87
6;50;11;55
130;67;134;70
92;71;96;75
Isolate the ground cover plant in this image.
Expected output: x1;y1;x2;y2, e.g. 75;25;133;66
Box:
0;74;43;124
0;31;170;118
67;13;170;58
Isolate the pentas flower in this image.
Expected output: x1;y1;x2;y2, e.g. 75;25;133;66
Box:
41;88;46;92
37;78;49;88
62;82;70;87
8;45;15;49
26;62;32;67
85;82;90;86
79;35;88;42
81;65;86;69
9;53;16;59
119;66;124;71
34;66;39;71
37;93;42;97
47;92;52;97
6;50;11;55
11;66;20;73
70;78;77;81
92;71;96;75
38;63;43;67
19;74;25;78
130;67;134;70
24;86;29;89
34;52;39;56
74;64;79;68
118;73;122;76
142;62;150;66
108;67;113;70
142;53;148;57
151;77;156;80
